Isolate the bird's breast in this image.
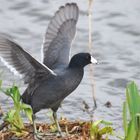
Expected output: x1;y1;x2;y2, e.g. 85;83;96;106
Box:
58;68;84;95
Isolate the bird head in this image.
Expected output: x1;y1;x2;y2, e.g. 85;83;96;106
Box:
69;53;98;68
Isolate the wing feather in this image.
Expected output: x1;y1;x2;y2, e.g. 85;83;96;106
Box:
42;3;79;69
0;36;56;84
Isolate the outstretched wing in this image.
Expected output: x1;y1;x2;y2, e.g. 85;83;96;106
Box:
42;3;79;69
0;36;56;84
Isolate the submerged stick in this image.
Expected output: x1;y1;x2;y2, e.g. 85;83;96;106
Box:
88;0;97;108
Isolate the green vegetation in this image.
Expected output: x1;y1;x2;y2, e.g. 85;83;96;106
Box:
82;101;114;139
122;81;140;140
0;81;32;136
90;120;113;140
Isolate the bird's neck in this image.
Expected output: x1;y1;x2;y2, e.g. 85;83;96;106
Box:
68;66;84;79
68;62;85;69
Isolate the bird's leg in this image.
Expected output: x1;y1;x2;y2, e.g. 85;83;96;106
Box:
32;114;43;140
53;111;63;136
32;114;57;139
32;114;37;134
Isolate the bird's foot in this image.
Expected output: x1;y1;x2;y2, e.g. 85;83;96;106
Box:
34;132;55;140
34;131;61;140
56;131;68;137
34;131;66;140
34;132;44;140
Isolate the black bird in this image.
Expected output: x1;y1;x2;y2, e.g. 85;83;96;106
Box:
0;3;97;138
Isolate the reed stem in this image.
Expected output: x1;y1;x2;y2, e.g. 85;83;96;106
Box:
88;0;97;108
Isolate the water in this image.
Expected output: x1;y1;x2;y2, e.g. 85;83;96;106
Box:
0;0;140;138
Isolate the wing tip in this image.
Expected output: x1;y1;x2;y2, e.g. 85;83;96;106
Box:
65;3;78;7
54;3;79;20
46;2;79;37
59;3;78;9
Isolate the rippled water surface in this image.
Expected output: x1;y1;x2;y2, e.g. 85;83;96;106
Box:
0;0;140;138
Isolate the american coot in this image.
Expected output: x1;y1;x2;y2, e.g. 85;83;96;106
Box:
0;3;97;138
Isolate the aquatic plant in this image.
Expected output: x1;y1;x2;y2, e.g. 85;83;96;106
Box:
90;120;113;140
0;81;32;136
82;101;114;140
122;81;140;140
